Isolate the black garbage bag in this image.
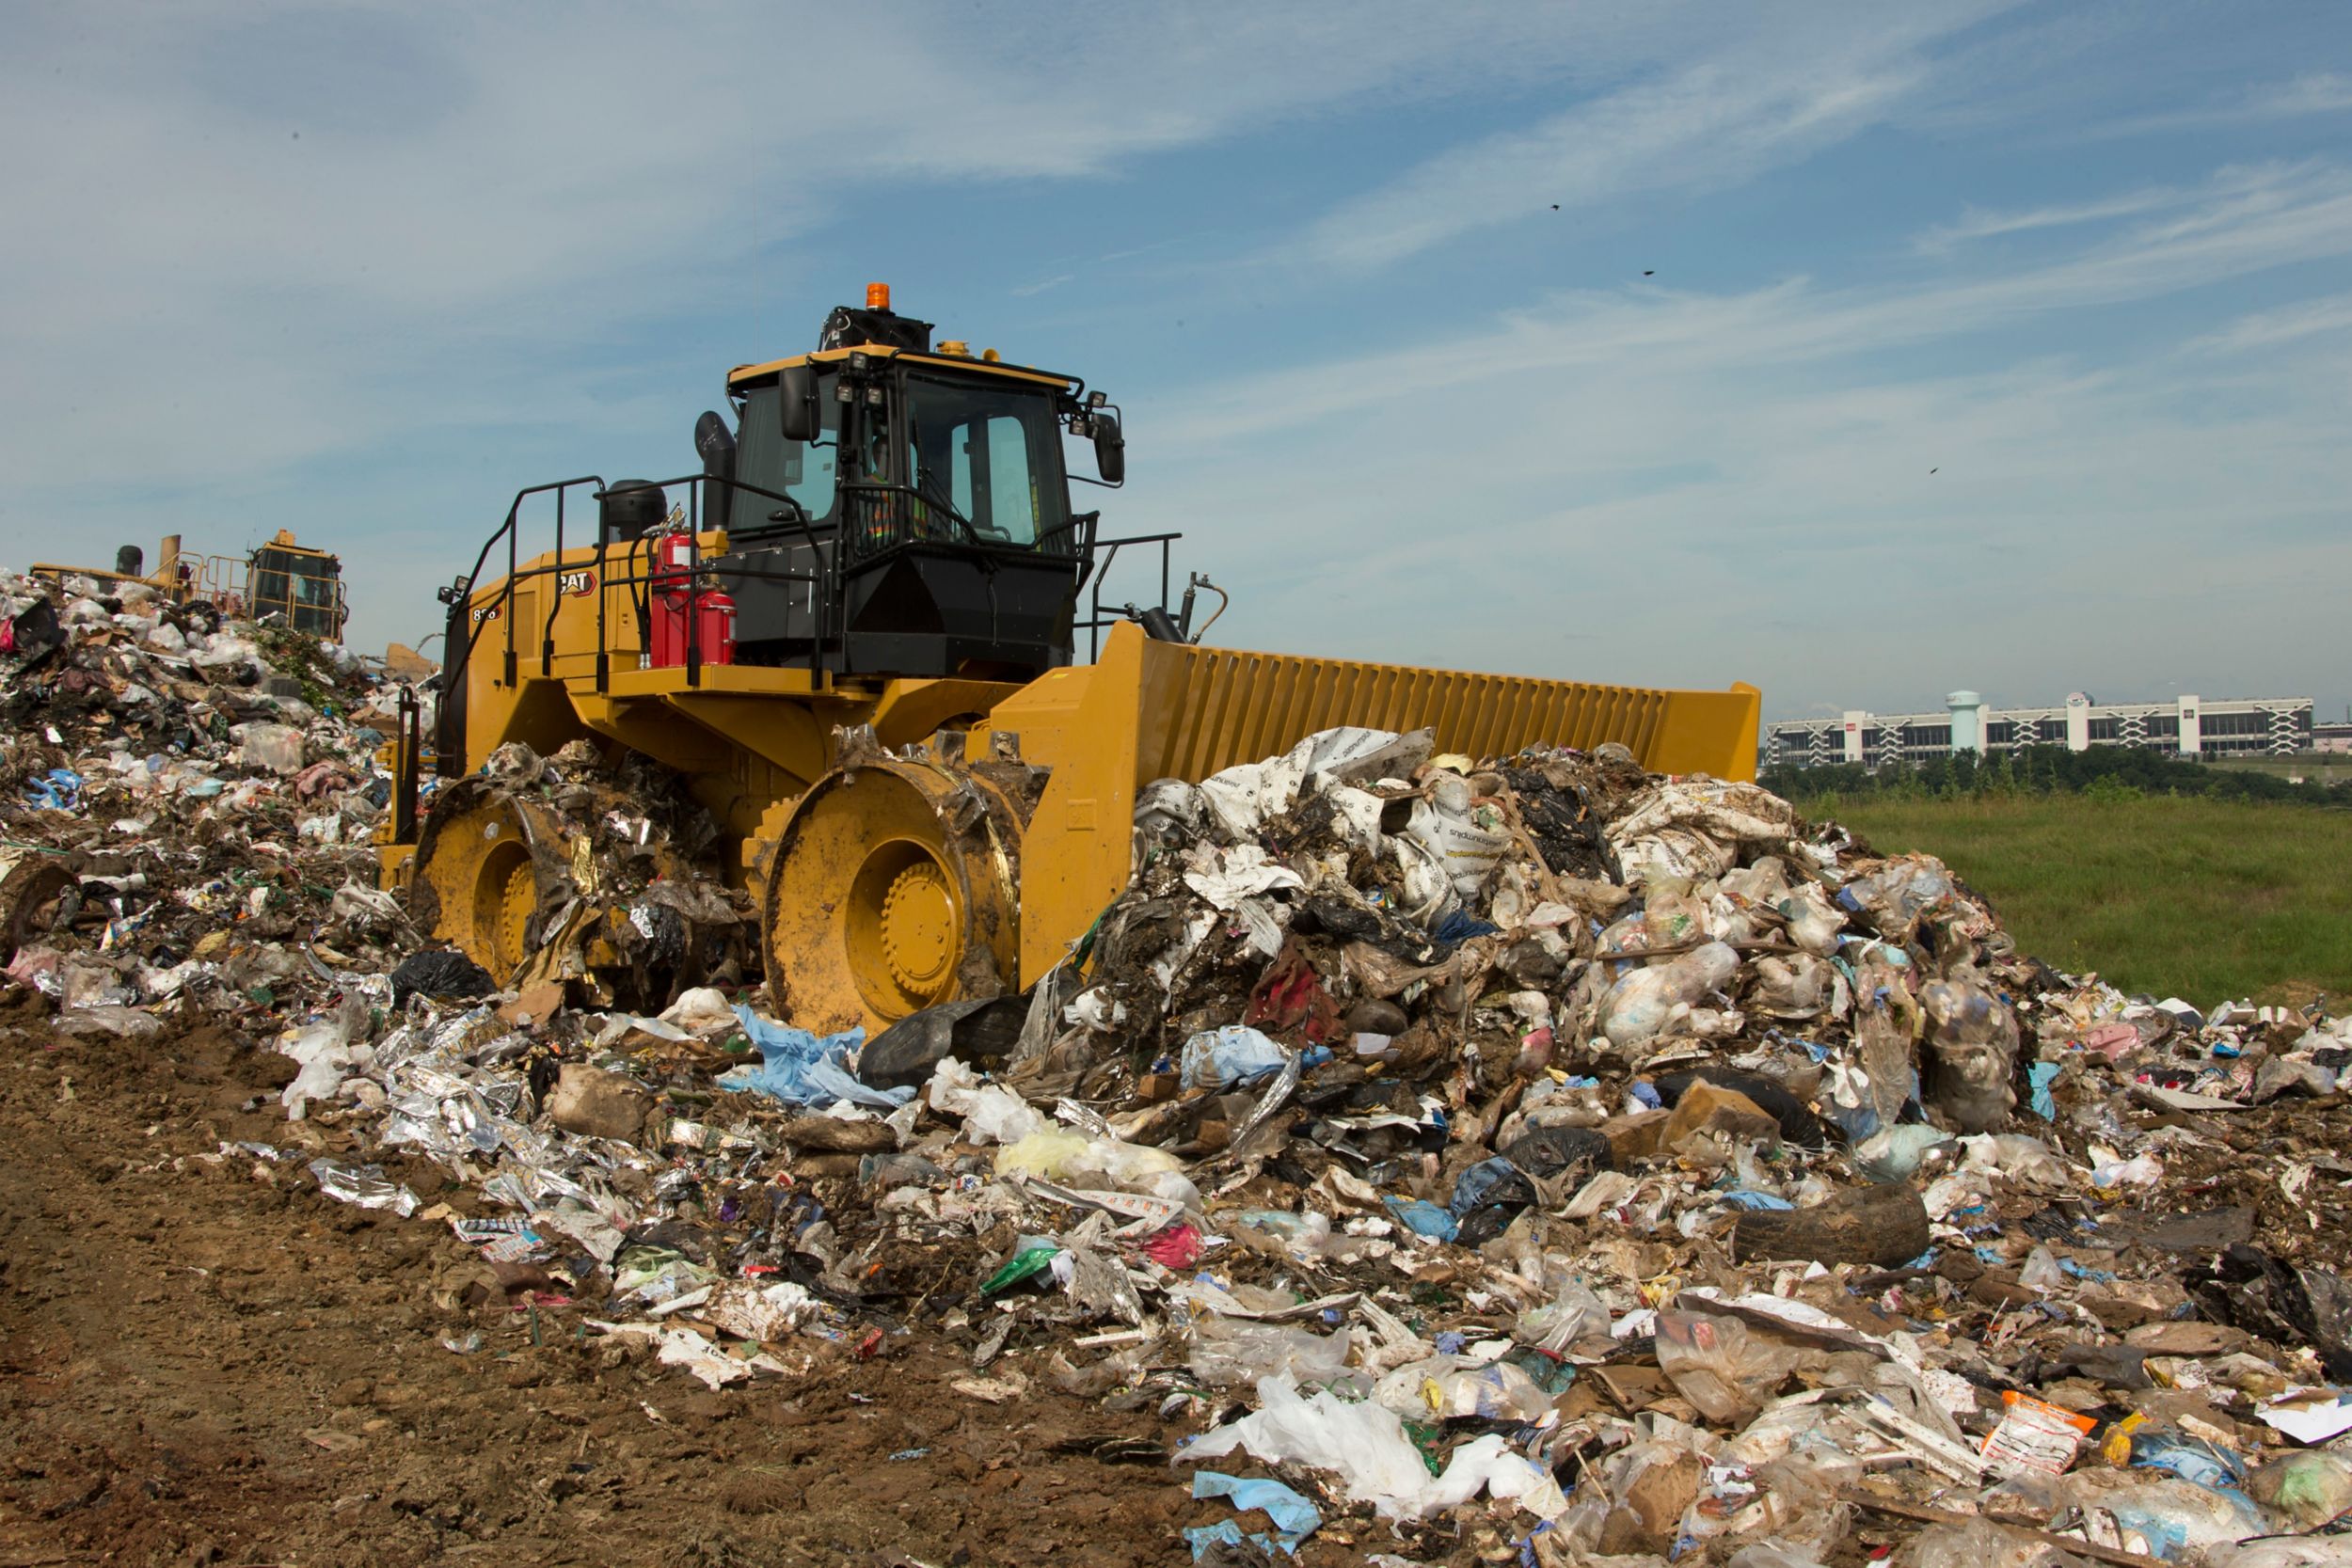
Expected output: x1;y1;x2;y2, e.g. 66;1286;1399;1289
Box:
857;995;1030;1090
6;597;64;663
2186;1244;2352;1383
1500;1125;1613;1180
1448;1155;1540;1247
391;947;497;1007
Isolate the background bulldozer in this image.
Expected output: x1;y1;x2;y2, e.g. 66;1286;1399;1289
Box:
379;286;1760;1034
33;529;348;640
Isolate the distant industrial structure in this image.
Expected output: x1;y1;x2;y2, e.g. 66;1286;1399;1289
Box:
1765;692;2314;771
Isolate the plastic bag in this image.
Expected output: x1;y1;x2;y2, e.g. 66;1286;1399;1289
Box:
279;1017;364;1118
2211;1543;2352;1568
1193;725;1412;841
1404;773;1512;899
1898;1516;2069;1568
1748;953;1834;1020
1237;1210;1334;1257
961;1084;1047;1145
1379;1356;1552;1423
1516;1277;1611;1352
1728;1545;1833;1568
1963;1132;2076;1188
234;721;306;776
1181;1023;1289;1089
389;947;496;1006
996;1131;1200;1207
189;632;260;672
1653;1308;1820;1423
994;1127;1089;1177
2018;1244;2067;1294
1851;1123;1954;1182
1919;974;2020;1132
1845;856;1957;937
717;1006;912;1110
1180;1375;1565;1523
1597;942;1740;1049
2249;1451;2352;1530
1188;1316;1353;1388
2061;1470;2274;1560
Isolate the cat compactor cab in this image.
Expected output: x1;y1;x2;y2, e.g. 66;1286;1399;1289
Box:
381;285;1761;1035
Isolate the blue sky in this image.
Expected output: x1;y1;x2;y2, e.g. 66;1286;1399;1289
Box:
4;1;2348;721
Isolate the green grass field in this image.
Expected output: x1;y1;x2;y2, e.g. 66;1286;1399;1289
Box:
1798;794;2352;1008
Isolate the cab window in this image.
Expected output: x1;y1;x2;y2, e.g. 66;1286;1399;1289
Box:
906;374;1065;549
733;384;841;530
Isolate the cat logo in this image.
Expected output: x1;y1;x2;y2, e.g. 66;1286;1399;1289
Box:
559;568;597;597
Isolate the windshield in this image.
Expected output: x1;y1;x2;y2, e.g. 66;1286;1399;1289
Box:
904;373;1068;549
732;384;842;530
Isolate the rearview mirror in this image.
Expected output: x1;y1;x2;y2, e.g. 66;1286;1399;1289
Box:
1092;413;1124;484
778;365;819;442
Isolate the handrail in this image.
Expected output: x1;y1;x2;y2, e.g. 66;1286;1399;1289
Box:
1081;532;1182;659
443;476;604;713
446;471;834;700
393;686;421;842
442;469;1168;714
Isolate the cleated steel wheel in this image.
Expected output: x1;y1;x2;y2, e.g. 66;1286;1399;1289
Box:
761;752;1025;1037
408;777;573;983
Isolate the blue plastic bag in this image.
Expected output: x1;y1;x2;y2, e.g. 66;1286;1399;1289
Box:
25;768;81;812
2028;1061;2061;1119
1184;1471;1320;1557
1384;1196;1460;1242
716;1005;912;1110
1181;1024;1287;1089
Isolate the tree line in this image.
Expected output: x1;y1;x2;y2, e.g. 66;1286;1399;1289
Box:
1758;744;2344;808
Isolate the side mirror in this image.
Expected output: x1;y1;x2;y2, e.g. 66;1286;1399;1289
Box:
1092;414;1124;484
778;365;819;442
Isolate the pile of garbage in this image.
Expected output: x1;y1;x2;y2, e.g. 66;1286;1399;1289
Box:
8;565;2352;1565
0;566;420;1035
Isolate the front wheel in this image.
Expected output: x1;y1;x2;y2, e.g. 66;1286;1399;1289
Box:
760;753;1025;1037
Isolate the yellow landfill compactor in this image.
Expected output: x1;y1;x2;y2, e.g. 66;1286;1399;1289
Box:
378;285;1760;1036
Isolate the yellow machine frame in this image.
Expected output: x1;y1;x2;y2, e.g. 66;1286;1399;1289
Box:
391;519;1758;1031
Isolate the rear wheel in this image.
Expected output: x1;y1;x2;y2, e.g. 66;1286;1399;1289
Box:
761;755;1024;1037
410;780;570;982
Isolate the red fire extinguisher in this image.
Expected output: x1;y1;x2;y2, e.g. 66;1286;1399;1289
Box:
648;533;737;669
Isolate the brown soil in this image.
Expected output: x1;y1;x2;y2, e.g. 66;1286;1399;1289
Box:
0;995;1402;1568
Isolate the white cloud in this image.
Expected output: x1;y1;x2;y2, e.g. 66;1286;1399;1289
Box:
0;0;1734;641
2259;72;2352;118
1158;162;2352;451
1284;4;2019;271
2190;293;2352;354
2096;71;2352;137
1106;165;2352;714
0;2;1630;493
1910;185;2220;252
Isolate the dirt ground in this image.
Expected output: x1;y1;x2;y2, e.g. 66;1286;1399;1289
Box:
13;980;2349;1568
0;991;1419;1568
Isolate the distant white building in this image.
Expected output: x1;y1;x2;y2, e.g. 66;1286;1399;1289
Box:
1765;691;2313;770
